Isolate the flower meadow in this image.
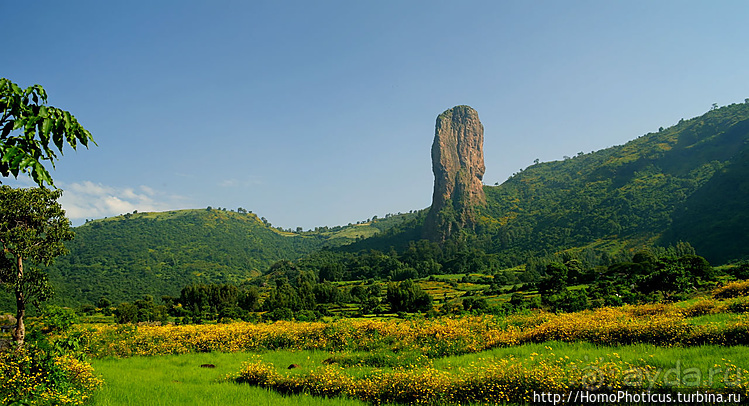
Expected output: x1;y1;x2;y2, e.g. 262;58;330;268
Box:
48;294;748;405
4;284;744;405
74;302;749;359
0;349;102;405
232;350;748;405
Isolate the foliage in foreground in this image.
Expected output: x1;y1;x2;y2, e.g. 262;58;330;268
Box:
89;351;371;406
0;77;96;187
0;185;73;345
45;282;749;405
0;347;101;405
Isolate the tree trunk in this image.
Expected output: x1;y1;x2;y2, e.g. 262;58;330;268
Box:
12;255;25;346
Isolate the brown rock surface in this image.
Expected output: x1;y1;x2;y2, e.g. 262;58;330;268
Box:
423;105;486;241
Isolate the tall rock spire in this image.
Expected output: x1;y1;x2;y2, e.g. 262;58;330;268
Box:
422;105;486;241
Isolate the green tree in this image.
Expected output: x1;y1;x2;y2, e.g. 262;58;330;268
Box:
264;279;301;311
1;78;95;187
350;285;368;303
0;186;73;345
319;262;344;282
97;296;112;310
462;297;488;312
538;262;568;295
238;286;260;312
313;281;340;304
114;302;139;324
386;279;433;313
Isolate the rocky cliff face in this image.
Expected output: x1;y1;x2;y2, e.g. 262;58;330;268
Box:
423;105;486;241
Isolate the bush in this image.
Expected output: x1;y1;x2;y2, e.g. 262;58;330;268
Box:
727;263;749;280
462;297;488;312
295;310;321;322
727;298;749;314
713;280;749;299
43;306;78;333
263;307;294;321
114;302;139;324
544;289;590;313
0;346;101;405
684;299;719;317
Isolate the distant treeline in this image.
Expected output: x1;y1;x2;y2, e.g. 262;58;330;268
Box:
102;240;749;324
107;277;431;324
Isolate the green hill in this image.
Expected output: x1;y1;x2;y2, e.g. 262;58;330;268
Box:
476;101;749;264
346;101;749;267
4;208;415;309
5;101;748;310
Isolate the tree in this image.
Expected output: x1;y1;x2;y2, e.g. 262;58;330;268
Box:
538;262;568;295
0;186;73;345
114;302;139;324
238;286;260;312
386;279;433;313
1;78;95;187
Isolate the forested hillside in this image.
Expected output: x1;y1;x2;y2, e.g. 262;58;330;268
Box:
5;101;747;311
475;101;749;264
345;101;749;267
0;208;415;309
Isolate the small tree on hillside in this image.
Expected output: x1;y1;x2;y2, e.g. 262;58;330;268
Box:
386;279;433;313
0;186;73;345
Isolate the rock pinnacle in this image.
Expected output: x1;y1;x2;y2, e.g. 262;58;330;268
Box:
422;105;486;241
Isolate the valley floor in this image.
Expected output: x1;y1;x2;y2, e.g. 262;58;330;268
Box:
90;352;368;406
89;341;749;406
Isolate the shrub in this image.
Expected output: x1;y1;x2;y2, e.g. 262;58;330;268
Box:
232;353;748;405
713;280;749;299
684;299;719;317
727;298;749;314
0;347;101;405
114;302;139;324
727;263;749;280
263;307;294;321
42;306;78;333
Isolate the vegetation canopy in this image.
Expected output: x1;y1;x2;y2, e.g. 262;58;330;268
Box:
0;78;95;187
0;186;73;345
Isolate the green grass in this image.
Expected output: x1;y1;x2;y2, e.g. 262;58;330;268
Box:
433;341;749;385
686;312;746;325
90;351;369;406
89;341;749;405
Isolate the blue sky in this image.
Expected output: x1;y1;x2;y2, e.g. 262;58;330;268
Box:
3;1;749;229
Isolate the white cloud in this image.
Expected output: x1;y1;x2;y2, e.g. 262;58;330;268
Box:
140;185;157;196
219;179;238;188
218;176;264;188
58;181;190;224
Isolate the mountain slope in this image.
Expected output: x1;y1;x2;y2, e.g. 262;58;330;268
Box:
5;101;747;311
477;101;749;263
42;209;316;306
664;145;749;262
349;101;749;265
34;209;415;307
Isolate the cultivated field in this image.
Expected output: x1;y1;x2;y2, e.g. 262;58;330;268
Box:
71;284;749;405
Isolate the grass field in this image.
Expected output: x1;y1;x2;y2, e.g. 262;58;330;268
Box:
90;352;370;406
89;342;748;406
53;279;749;405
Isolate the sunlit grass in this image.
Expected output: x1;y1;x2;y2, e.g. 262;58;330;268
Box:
82;290;749;405
90;351;369;406
434;341;749;376
687;312;745;325
233;342;749;405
